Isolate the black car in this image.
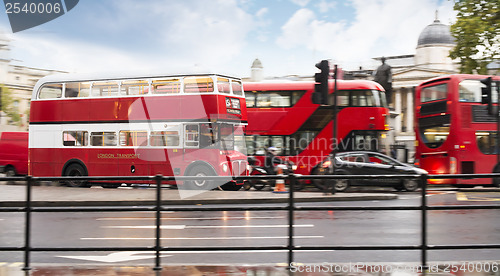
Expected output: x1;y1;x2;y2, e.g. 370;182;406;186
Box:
315;151;428;192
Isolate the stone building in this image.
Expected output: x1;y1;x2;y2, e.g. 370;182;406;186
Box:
383;16;458;161
0;34;66;131
246;16;459;162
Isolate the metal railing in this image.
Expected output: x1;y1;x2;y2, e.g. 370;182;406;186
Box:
0;173;499;273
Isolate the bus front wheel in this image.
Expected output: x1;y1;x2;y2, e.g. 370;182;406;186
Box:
184;166;214;190
63;163;91;188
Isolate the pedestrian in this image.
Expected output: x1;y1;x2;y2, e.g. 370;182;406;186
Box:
264;146;285;175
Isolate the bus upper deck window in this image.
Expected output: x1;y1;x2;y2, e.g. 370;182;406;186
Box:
121;80;149;96
421;83;447;102
337;90;349;106
217;78;231;94
184;77;214;93
38;83;63;99
351;90;375;106
65;82;90;98
92;81;119;97
245;92;256;107
152;79;180;94
231;80;243;96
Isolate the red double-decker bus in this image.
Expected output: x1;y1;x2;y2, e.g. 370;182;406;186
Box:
415;74;500;187
244;80;389;178
29;72;248;190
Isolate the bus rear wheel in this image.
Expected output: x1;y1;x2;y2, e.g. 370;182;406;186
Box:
64;163;91;188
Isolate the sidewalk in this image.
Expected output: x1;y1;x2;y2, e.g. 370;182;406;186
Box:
0;184;397;207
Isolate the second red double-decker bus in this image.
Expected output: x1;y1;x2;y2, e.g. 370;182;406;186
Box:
415;74;500;187
244;80;389;178
29;72;248;191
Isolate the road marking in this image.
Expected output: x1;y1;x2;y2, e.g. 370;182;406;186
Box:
58;250;333;262
81;235;323;241
57;251;171;263
456;192;468;201
97;216;285;221
457;192;500;201
187;224;314;229
0;262;20;267
102;225;186;229
102;224;314;229
158;249;334;254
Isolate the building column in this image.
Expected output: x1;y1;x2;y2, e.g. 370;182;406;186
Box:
394;89;402;134
406;88;414;134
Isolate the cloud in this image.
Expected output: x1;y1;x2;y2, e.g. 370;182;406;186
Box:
290;0;311;7
276;0;456;70
3;0;457;78
256;7;269;18
316;0;337;13
254;7;271;42
12;34;149;73
10;0;255;74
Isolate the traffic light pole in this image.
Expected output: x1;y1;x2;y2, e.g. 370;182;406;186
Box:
331;65;338;195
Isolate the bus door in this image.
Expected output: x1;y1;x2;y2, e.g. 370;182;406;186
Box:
118;130;149;177
183;123;221;169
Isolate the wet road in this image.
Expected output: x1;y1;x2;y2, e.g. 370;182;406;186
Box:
0;190;499;266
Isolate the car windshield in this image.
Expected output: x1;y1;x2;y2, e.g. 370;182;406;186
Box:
337;152;403;166
366;153;400;166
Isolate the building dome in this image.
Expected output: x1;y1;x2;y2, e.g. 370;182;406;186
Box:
417;19;455;47
251;58;263;69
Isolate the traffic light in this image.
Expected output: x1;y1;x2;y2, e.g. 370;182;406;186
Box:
312;60;330;105
481;77;492;104
480;77;493;115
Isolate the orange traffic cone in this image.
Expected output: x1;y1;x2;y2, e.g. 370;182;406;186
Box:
273;165;288;193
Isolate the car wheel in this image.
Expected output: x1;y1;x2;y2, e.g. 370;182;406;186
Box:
291;180;305;191
332;178;349;192
311;167;328;190
402;179;419;192
5;166;17;185
243;181;252;191
252;179;268;191
220;182;242;191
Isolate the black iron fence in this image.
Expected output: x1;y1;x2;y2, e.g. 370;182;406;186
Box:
0;173;499;273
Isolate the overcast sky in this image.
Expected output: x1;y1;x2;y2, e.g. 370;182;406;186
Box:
0;0;456;78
